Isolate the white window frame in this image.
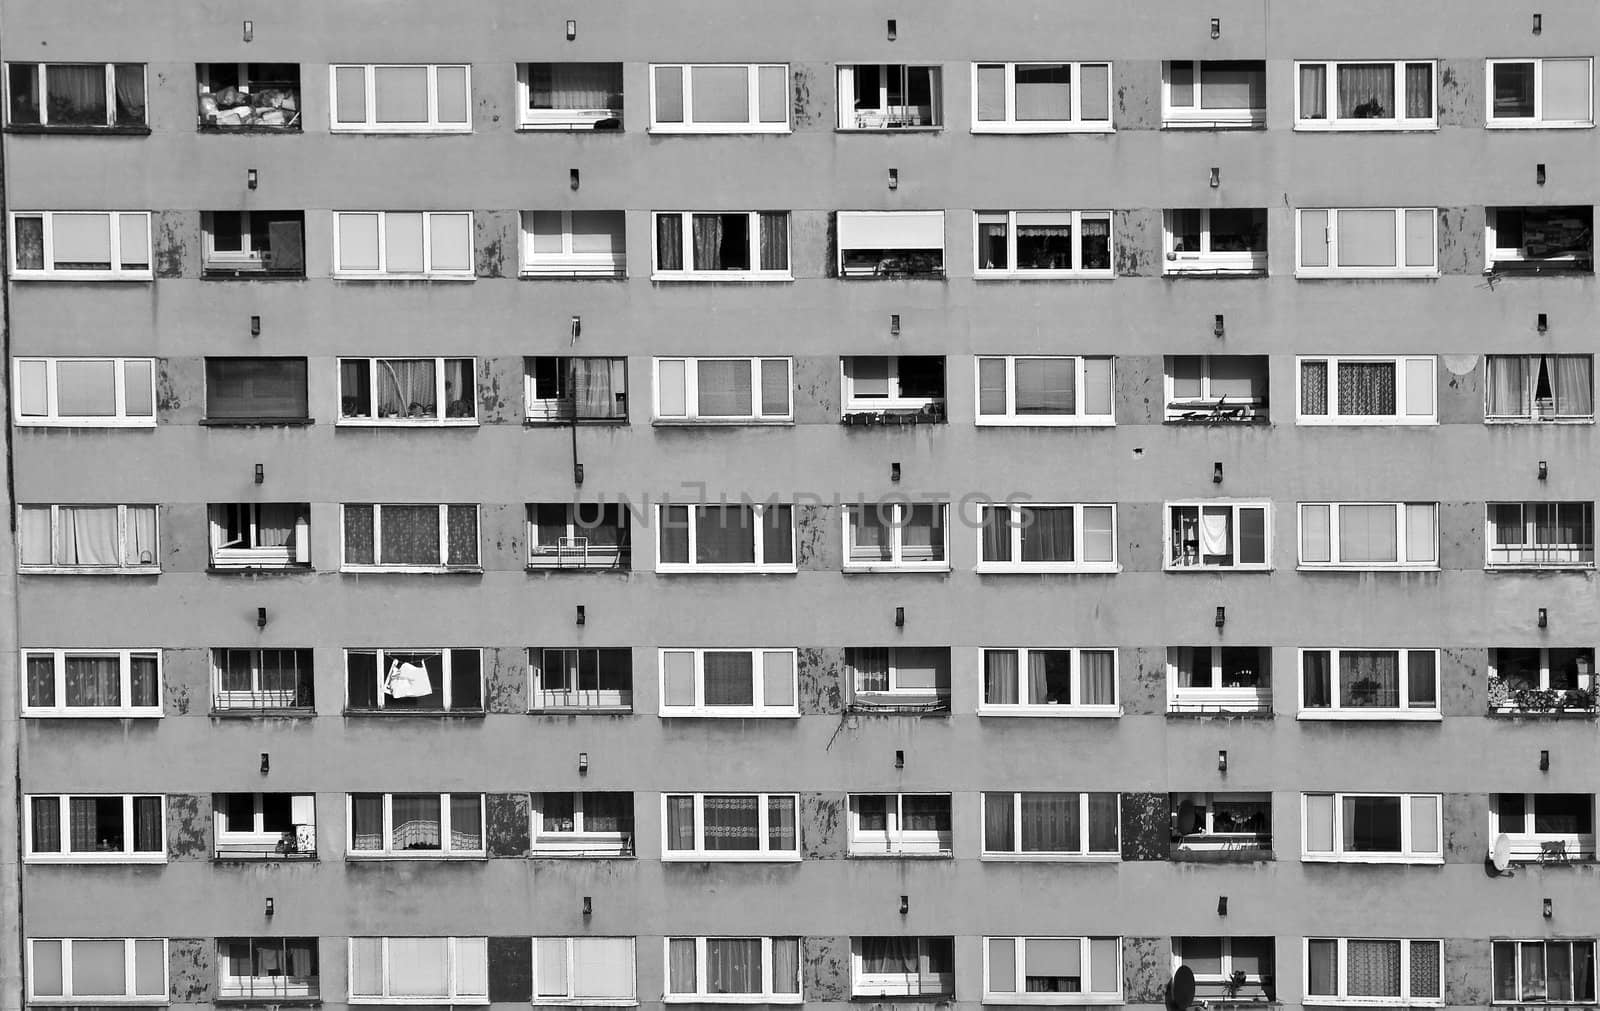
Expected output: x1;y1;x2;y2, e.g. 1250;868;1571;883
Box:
1485;207;1595;271
1303;938;1444;1006
843;502;950;573
835;64;943;130
1166;647;1273;715
1488;646;1597;710
1295;355;1437;424
201;210;304;269
331;211;475;280
1297;502;1439;569
347;936;488;1004
974;356;1115;425
662;937;802;1003
1161;60;1266;128
973;211;1115;279
26;938;168;1004
217;937;319;1001
653;357;793;424
841;356;946;415
529;647;634;713
1164;355;1269;421
1294;208;1439;278
657;647;799;718
977;647;1121;717
653;504;796;574
1486;58;1595;128
7;211;152;280
847;647;951;706
18;505;158;573
1293;60;1439;130
1162;209;1269;274
526;506;631;571
345;793;486;858
13;357;156;428
976;503;1120;574
647;64;790;134
852;937;955;998
21;649;162;718
650;211;791;281
339;503;480;572
980;792;1121;860
343;647;482;713
660;793;801;861
1484;354;1595;423
970;62;1114;133
25;794;167;863
208;503;311;569
1296;647;1441;719
1485;501;1596;570
1300;792;1443;863
1165;501;1272;571
516;62;623;130
1491;793;1597;862
520;210;627;277
524;356;630;423
1170;936;1274;997
837;210;946;279
328;64;472;132
336;356;478;426
210;648;314;714
531;937;637;1005
214;792;316;854
531;791;635;856
5;62;147;128
847;793;953;856
982;937;1123;1004
1492;940;1600;1005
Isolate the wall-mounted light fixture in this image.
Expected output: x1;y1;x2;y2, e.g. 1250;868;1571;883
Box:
1537;163;1547;186
1538;312;1549;333
1539;460;1549;481
891;462;901;482
255;464;264;484
576;605;586;626
570;315;581;342
265;897;274;916
1533;13;1543;34
1217;750;1228;773
260;752;270;775
250;315;261;337
895;606;905;627
566;19;577;40
579;752;589;775
243;20;254;42
583;896;592;915
1209;167;1220;188
570;168;580;191
1213;462;1223;484
247;168;258;190
888;168;899;190
1210;17;1221;38
887;19;897;40
1539;608;1548;628
895;750;905;769
890;314;901;335
899;895;909;914
574;462;584;486
1214;606;1226;629
1213;314;1225;338
1540;750;1551;771
1545;897;1554;918
257;607;268;629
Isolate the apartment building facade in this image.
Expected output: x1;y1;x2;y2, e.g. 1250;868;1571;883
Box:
3;1;1599;1009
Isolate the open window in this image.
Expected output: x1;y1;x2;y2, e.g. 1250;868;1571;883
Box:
1163;60;1265;128
218;938;319;1000
6;62;146;129
842;356;946;423
848;794;953;856
1170;793;1272;858
1488;647;1596;715
529;648;633;713
1486;502;1595;569
1165;355;1268;422
209;503;310;570
838;211;945;278
212;648;314;715
526;357;628;422
214;793;316;859
1171;938;1275;1003
1487;206;1593;273
1167;647;1272;715
837;65;942;129
852;938;954;998
345;648;483;714
1492;793;1596;863
528;504;630;570
1485;354;1593;422
1164;209;1267;275
201;211;305;277
519;63;622;130
846;647;951;711
533;792;635;856
1167;503;1270;570
197;63;300;130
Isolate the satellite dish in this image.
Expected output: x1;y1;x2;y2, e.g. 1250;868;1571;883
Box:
1176;800;1199;836
1491;834;1513;873
1168;965;1196;1011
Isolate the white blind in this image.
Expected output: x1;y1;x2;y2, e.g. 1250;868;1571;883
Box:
838;211;944;250
573;938;634;999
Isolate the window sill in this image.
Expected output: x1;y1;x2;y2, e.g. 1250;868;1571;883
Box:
5;124;152;136
1294;270;1440;280
1166;564;1273;573
1293;121;1439;132
970;124;1114;135
1170;845;1274;863
17;418;156;428
526;561;632;573
19;566;159;576
23;710;162;719
837;125;944;133
1486;263;1594;277
1166;704;1273;719
1301;854;1444;865
329;125;474;135
978;706;1122;718
646;125;792;136
974;416;1115;427
1486;563;1595;572
1164;266;1269;279
335;418;479;427
843;563;952;574
25;854;167;865
654;566;798;575
652;418;794;427
650;272;793;283
660;710;801;720
524;415;628;426
974;270;1115;281
207;564;313;574
1488;706;1598;719
846;850;953;860
848;696;951;715
346;853;488;862
851;994;955;1003
201;267;306;280
342;708;486;718
341;566;484;575
1485;416;1594;425
529;706;635;715
212;707;316;718
11;273;154;283
979;995;1122;1006
198;123;304;135
1296;564;1440;573
1162;118;1266;130
533;1000;635;1008
516;121;624;133
201;417;315;428
980;853;1121;863
214;997;321;1006
519;268;628;280
664;997;802;1005
975;564;1120;575
662;853;801;864
331;273;476;282
1297;710;1442;722
1485;120;1594;130
529;850;637;860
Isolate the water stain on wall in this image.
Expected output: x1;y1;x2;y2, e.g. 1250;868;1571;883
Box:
1114;210;1160;276
168;937;213;1003
802;936;851;1001
798;647;845;715
489;936;534;1001
794;505;830;569
792;67;817;128
1122;936;1169;1004
1444;937;1492;1005
801;793;844;858
486;648;527;713
1120;792;1169;861
155;211;189;278
488;793;532;856
166;793;211;861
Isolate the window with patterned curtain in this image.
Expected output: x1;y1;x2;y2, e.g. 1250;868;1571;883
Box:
1338;361;1396;415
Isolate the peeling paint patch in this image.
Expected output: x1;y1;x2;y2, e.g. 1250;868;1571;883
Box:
1443;792;1488;863
155;361;182;412
1126;646;1166;715
1122;936;1168;1004
155;211;187;278
166;793;211;861
1113;210;1160;276
798;647;845;715
168;937;213;1003
486;648;527;714
1445;938;1491;1006
794;505;830;569
488;793;531;856
1120;792;1168;861
489;937;534;1001
166;677;192;716
801;793;844;858
792;67;817;128
802;936;851;1001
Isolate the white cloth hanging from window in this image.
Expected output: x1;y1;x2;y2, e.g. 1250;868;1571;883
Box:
1200;509;1231;556
384;660;432;699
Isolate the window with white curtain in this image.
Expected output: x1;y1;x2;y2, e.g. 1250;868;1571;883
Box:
346;794;485;857
978;503;1118;573
9;211;152;280
526;356;630;422
664;937;801;1002
13;357;155;427
1167;646;1273;714
975;356;1114;424
22;649;161;717
26;938;167;1003
1486;502;1596;568
1298;502;1437;569
1169;793;1273;854
1486;207;1594;271
853;937;955;997
344;648;483;713
837;65;942;129
658;648;798;717
982;792;1120;858
348;937;488;1004
1163;209;1268;274
844;502;949;571
1295;208;1438;277
211;648;315;715
652;211;791;279
1486;355;1594;421
1172;937;1275;1000
1492;940;1598;1004
1298;648;1440;717
1166;355;1270;422
208;503;311;569
25;795;165;862
338;357;476;424
1301;793;1442;862
1167;502;1270;570
1162;60;1266;127
655;504;795;572
1305;938;1443;1005
329;64;471;131
332;211;474;278
519;63;623;129
662;793;800;860
846;647;951;707
1297;356;1436;424
1487;58;1594;127
972;62;1113;132
533;938;635;1004
848;794;953;855
341;504;480;571
6;62;147;128
218;938;320;1001
975;211;1113;277
521;210;626;276
18;505;157;571
1491;793;1596;862
1294;60;1437;129
654;357;792;422
983;937;1122;1003
979;648;1119;715
532;792;635;856
649;64;790;133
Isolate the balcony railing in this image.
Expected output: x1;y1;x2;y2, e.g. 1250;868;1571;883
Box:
531;831;636;857
218;976;319;1000
215;828;317;861
529;536;630;570
213;681;314;714
533;688;633;713
1488;543;1595;568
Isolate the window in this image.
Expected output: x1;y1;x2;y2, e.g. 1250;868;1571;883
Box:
208;504;310;570
1488;58;1594;127
26;938;166;1003
1300;649;1440;717
853;938;955;997
204;357;309;424
983;937;1122;1003
848;794;953;856
652;211;790;279
972;62;1112;132
838;211;945;278
522;210;626;277
338;357;476;424
9;212;151;280
1295;208;1437;277
214;792;316;859
663;794;799;860
26;795;165;862
348;794;485;857
201;210;305;276
1162;60;1265;127
1489;647;1597;713
528;504;631;570
846;647;951;710
196;62;301;130
1486;502;1595;568
212;648;315;714
976;356;1114;424
1301;793;1442;862
330;64;470;131
1493;940;1598;1004
978;504;1118;573
1297;356;1436;424
1486;355;1594;421
844;502;949;571
979;648;1119;715
837;65;942;129
532;792;635;856
519;63;622;130
22;650;160;717
6;62;145;128
1166;355;1269;422
1169;793;1273;856
342;504;480;571
533;938;635;1004
654;357;792;423
976;210;1113;278
658;648;798;717
348;937;488;1004
219;938;319;1000
530;648;633;712
1295;61;1437;129
1167;503;1270;570
1305;938;1443;1006
1167;647;1272;714
333;211;473;279
841;356;947;422
1298;503;1438;569
1493;794;1596;863
1164;210;1268;274
649;64;789;133
18;505;158;572
345;648;483;713
14;358;155;427
1487;206;1594;273
982;792;1119;858
665;937;801;1002
655;504;794;573
526;357;629;422
1171;938;1274;1000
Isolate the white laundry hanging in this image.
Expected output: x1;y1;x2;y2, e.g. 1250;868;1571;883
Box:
384;659;433;699
1200;509;1231;557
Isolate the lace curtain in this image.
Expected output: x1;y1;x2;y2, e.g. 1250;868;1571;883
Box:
1340;651;1401;707
1338;361;1396;415
380;505;440;565
703;652;754;706
1337;64;1394;118
703;796;760;851
375;359;437;417
65;656;120;707
390;794;442;851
